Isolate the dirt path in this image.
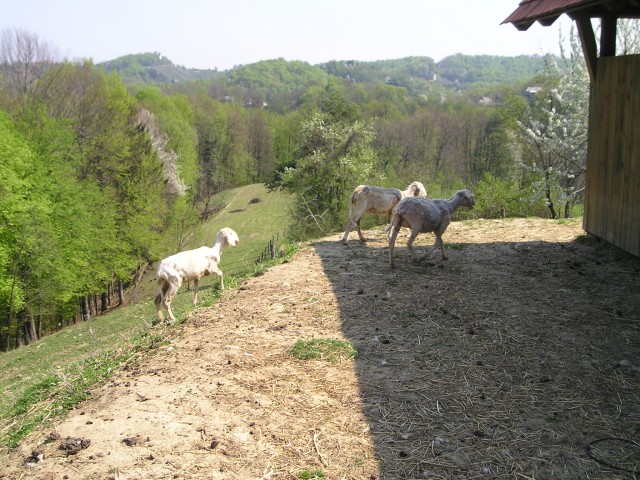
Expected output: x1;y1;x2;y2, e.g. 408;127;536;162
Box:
3;218;640;480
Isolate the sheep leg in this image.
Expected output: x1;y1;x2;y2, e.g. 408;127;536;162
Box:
155;296;164;322
164;291;176;323
155;282;166;322
342;220;354;244
156;279;173;322
389;223;401;268
193;278;200;305
343;200;367;243
406;230;420;262
163;280;180;324
355;218;367;243
342;216;366;243
434;233;447;260
209;265;224;290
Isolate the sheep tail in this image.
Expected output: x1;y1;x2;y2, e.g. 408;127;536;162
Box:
348;189;359;219
385;210;399;235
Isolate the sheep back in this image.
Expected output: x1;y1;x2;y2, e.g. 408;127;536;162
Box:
159;247;220;282
353;186;403;215
395;197;450;232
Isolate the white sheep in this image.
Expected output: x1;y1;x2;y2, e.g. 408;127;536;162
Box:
388;189;475;267
155;227;239;323
342;181;427;244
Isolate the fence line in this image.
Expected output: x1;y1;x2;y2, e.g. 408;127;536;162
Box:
219;229;286;278
254;232;280;265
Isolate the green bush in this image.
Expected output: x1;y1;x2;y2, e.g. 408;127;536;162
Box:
472;173;548;219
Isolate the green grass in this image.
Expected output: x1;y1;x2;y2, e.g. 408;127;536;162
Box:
297;469;325;479
0;184;296;450
554;216;582;225
290;338;358;364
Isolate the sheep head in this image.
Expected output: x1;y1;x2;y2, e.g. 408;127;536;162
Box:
409;181;427;197
217;228;240;248
458;189;475;209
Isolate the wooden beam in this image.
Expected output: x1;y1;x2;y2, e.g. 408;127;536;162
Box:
575;15;598;82
600;14;617;57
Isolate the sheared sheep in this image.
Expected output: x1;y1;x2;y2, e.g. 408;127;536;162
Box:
388;189;475;267
155;227;239;323
342;181;427;244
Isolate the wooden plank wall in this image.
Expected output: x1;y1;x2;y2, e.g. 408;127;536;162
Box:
584;54;640;257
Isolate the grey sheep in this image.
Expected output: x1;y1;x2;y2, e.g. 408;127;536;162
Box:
387;189;475;267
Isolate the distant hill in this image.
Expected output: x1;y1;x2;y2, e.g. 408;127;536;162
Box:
97;52;552;104
100;52;550;86
98;52;224;84
434;53;550;88
320;54;551;91
226;58;330;97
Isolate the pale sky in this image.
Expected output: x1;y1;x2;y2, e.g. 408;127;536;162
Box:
1;0;574;71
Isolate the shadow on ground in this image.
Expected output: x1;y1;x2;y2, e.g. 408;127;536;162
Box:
315;227;640;479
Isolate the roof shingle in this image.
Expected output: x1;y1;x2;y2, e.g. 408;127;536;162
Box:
502;0;603;30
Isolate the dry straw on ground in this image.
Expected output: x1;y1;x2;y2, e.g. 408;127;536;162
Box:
3;218;640;480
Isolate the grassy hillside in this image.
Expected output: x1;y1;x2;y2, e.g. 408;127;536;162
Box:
195;183;291;261
0;184;292;448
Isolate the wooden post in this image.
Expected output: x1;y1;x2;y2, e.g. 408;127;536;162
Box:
575;14;598;82
600;14;616;58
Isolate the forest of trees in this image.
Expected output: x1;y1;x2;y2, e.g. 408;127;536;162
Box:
0;27;590;351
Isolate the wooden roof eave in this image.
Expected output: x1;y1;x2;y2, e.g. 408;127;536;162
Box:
509;11;599;82
511;14;562;30
571;12;599;81
506;1;640;83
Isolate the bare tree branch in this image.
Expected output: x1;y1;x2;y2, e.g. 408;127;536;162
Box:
0;28;58;99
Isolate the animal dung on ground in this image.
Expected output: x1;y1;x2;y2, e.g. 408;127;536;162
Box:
122;435;146;447
58;436;91;455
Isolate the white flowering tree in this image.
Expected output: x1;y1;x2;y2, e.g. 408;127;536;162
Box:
518;20;640;218
517;29;589;219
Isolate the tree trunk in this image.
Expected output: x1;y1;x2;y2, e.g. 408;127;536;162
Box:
26;313;37;343
80;296;90;321
101;291;108;313
544;172;557;219
36;312;42;339
118;280;124;306
546;188;557;219
5;271;19;351
0;327;7;352
16;313;24;347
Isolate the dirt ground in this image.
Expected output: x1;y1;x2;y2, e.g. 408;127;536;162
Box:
3;218;640;480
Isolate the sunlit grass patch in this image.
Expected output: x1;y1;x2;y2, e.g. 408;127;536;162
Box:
290;338;357;363
297;468;325;479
